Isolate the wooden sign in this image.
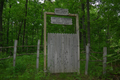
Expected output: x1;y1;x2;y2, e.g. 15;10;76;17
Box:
55;8;68;15
51;17;72;25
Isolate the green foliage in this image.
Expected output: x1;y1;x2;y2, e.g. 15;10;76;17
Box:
106;39;120;64
0;53;10;68
0;60;7;68
14;62;26;73
0;0;120;79
35;71;47;80
5;58;27;75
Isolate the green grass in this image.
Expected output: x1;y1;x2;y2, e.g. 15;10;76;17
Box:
0;52;116;80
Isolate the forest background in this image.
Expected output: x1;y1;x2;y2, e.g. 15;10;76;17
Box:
0;0;120;79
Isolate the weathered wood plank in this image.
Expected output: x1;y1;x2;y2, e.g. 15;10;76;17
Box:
71;34;74;72
52;34;54;73
62;34;65;72
55;33;59;73
75;34;78;72
73;34;77;72
69;34;73;72
47;33;49;72
76;14;80;74
64;34;67;72
74;34;78;72
72;34;75;72
44;12;47;72
69;34;72;72
59;34;62;72
49;33;53;73
57;34;60;73
54;33;57;73
66;34;69;72
45;12;77;17
50;33;53;73
55;8;68;15
47;33;79;73
47;33;50;72
51;17;72;25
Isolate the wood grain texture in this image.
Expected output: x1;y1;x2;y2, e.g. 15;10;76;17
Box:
44;12;46;72
76;14;80;74
51;17;72;25
47;33;78;73
55;8;68;15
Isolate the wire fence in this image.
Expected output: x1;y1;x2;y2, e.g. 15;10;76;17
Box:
0;41;107;75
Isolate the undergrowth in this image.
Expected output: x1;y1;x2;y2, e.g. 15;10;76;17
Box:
0;52;118;80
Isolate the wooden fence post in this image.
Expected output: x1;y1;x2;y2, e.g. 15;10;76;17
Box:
87;43;90;47
36;40;40;72
85;45;90;75
103;47;107;74
44;12;47;73
13;40;17;67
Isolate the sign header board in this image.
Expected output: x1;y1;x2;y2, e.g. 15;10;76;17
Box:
55;8;68;15
51;17;72;25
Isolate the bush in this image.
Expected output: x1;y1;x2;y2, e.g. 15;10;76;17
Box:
14;62;26;73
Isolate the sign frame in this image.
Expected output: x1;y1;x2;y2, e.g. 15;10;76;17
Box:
44;10;80;74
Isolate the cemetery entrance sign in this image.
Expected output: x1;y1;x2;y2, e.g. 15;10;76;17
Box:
51;17;72;25
55;8;68;15
44;8;80;74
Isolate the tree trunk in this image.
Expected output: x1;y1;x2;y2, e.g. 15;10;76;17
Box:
0;0;4;48
7;3;11;46
23;0;28;46
6;3;11;53
81;0;86;51
40;1;45;51
41;28;43;51
87;0;90;47
106;17;110;54
17;21;23;41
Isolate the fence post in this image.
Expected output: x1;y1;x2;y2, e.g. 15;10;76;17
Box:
36;40;40;72
87;43;90;47
103;47;107;74
85;45;90;75
13;40;17;67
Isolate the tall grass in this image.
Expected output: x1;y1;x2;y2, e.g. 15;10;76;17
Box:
0;52;114;80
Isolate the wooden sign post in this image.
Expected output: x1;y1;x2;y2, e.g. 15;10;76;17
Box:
44;8;80;74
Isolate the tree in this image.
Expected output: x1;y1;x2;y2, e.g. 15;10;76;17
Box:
0;0;4;48
23;0;28;46
87;0;90;47
81;0;86;51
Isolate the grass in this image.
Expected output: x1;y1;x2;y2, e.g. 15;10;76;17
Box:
0;52;118;80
